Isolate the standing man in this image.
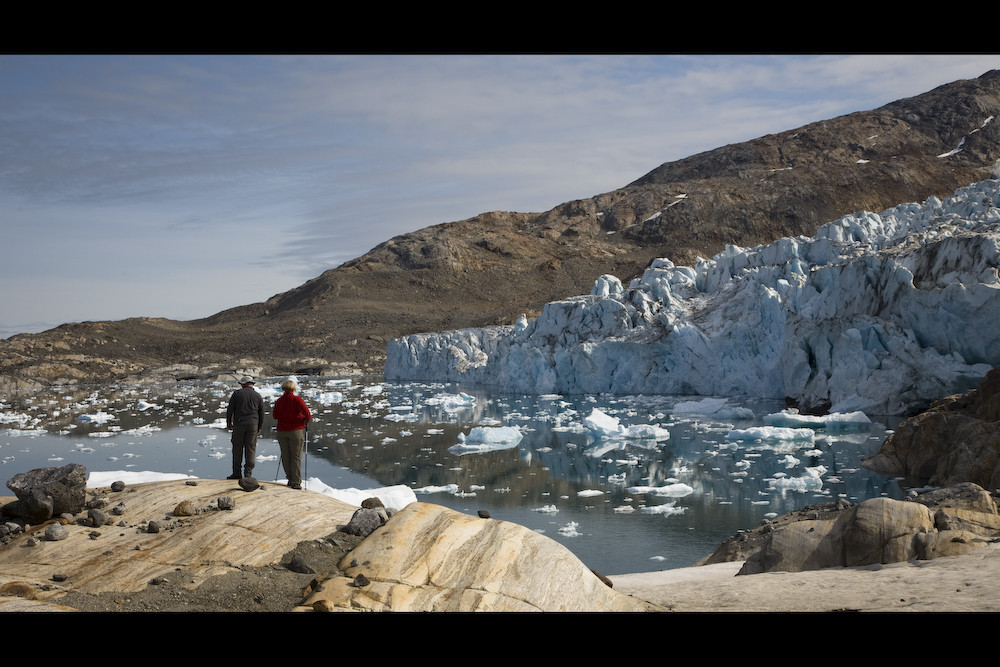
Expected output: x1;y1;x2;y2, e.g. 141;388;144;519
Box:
226;375;264;480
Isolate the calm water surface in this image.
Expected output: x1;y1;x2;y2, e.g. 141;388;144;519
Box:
0;377;905;576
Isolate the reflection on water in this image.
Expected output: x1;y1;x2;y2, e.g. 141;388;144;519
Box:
0;377;904;576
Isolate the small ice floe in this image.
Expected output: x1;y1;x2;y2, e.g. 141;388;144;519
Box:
413;484;460;495
533;504;559;514
726;426;815;442
639;501;685;516
448;426;523;454
76;411;115;425
5;428;47;437
425;392;477;411
767;466;827;495
136;401;160;411
194;419;228;429
578;489;604;497
779;454;800;468
583;408;669;441
558;521;581;537
671;397;731;416
312;391;346;405
626;483;694;498
763;408;871;430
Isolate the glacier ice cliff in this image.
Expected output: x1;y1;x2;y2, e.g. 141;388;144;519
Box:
385;180;1000;416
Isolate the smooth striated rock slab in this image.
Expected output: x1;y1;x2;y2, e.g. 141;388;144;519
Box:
0;479;357;605
301;502;662;612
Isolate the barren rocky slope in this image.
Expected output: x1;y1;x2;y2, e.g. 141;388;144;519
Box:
3;70;999;389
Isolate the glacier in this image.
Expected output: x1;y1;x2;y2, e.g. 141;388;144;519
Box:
385;179;1000;416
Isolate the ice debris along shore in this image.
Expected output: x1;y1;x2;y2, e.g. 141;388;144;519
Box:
86;470;418;511
386;179;1000;416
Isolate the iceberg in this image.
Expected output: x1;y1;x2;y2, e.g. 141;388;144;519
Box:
386;179;1000;416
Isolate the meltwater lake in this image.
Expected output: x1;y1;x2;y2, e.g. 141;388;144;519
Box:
0;376;906;576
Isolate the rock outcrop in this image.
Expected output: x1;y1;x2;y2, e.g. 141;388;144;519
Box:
0;476;660;612
862;366;1000;489
700;483;1000;575
301;501;659;612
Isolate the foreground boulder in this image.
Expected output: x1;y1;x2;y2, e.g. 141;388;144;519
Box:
4;464;87;522
732;483;1000;575
863;366;1000;489
300;502;660;612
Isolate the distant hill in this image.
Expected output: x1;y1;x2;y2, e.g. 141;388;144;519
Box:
2;70;999;389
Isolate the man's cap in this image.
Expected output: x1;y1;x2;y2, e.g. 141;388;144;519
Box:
240;376;255;385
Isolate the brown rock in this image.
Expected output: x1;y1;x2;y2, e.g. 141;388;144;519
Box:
173;500;196;517
863;367;1000;489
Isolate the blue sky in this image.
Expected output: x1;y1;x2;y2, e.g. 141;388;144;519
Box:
2;54;999;335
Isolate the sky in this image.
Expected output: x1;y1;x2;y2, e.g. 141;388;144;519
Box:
2;53;999;336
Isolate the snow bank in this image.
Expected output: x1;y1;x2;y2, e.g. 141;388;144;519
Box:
86;470;417;511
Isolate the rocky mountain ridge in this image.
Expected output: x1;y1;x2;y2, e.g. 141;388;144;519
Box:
2;70;999;390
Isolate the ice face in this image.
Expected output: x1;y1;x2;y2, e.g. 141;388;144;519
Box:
386;179;1000;416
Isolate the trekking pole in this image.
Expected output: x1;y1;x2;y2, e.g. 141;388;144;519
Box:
303;423;309;489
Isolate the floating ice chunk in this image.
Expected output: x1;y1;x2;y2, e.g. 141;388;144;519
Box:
763;409;871;430
425;392;477;411
578;489;604;497
583;408;670;441
5;428;47;437
76;411;115;425
558;521;581;536
767;466;827;495
779;454;800;468
727;426;815;441
671;397;731;416
448;426;524;454
413;483;460;495
312;391;345;405
639;501;685;516
626;483;694;497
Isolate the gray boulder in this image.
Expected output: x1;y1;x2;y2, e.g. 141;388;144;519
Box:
343;507;385;537
5;464;87;521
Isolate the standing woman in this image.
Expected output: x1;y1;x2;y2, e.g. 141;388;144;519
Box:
272;378;312;490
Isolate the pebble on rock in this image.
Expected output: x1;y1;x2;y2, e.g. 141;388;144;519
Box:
45;524;69;541
238;477;260;492
173;500;196;516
